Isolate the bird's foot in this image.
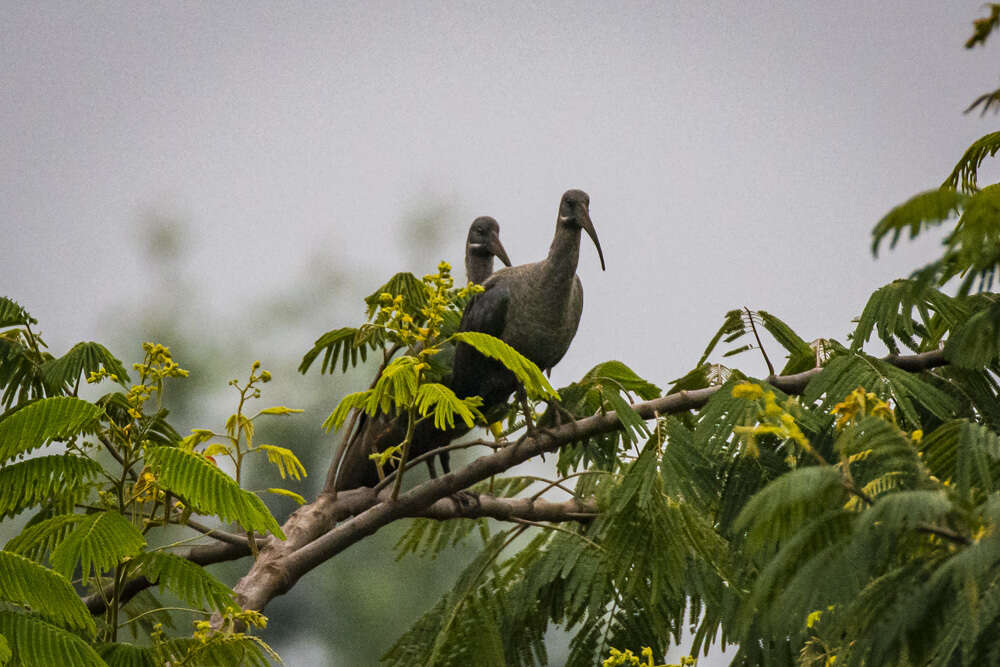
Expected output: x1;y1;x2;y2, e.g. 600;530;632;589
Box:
449;490;480;512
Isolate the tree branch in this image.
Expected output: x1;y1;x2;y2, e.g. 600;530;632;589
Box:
227;348;950;615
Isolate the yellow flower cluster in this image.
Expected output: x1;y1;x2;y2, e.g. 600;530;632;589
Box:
603;646;690;667
732;382;810;459
830;387;895;431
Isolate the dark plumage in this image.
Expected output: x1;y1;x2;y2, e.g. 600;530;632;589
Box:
465;216;512;284
451;189;604;409
330;217;512;492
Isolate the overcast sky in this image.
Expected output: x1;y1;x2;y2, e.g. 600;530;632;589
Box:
5;2;997;390
2;3;998;661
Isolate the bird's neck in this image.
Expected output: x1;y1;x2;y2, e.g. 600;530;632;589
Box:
544;223;581;285
465;252;493;285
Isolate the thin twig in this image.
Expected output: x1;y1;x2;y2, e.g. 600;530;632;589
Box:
745;306;775;377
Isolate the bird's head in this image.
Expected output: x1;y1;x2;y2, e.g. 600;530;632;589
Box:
558;189;606;271
466;216;512;267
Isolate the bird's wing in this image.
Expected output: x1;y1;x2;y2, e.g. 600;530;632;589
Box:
458;282;510;337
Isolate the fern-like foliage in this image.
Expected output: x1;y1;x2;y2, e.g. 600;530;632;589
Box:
298;326;374;375
944;297;1000;367
0;454;101;519
42;341;130;392
967;4;1000;49
0;611;105;667
552;360;661;473
0;551;96;636
451;331;558;401
158;633;280;666
98;642;158;667
50;510;146;584
131;551;235;613
871;188;968;255
0;298;35;328
0;396;101;461
4;514;86;563
945;131;1000;193
852;279;965;353
802;353;955;429
144;446;284;538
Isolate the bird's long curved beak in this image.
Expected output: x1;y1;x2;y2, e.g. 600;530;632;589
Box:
581;209;606;271
486;231;512;267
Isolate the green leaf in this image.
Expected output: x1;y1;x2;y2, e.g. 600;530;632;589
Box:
696;310;745;366
0;611;105;667
161;634;279;667
452;332;559;401
415;382;483;430
50;511;146;584
0;397;101;462
803;354;956;429
0;454;102;519
367;356;424;415
98;642;158;667
365;272;429;317
945;297;1000;368
944;130;1000;193
145;446;284;538
0;298;36;328
757;311;814;372
265;488;306;505
580;360;661;400
131;551;235;613
4;514;85;562
871;188;968;255
734;466;847;555
853;280;965;354
922;419;1000;497
256;444;307;480
298;326;371;375
0;336;52;409
323;390;372;432
41;341;130;391
939;185;1000;292
256;406;304;416
0;551;96;636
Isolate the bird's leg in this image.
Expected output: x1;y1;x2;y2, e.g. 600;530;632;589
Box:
516;389;554;461
547;399;577;429
517;387;537;435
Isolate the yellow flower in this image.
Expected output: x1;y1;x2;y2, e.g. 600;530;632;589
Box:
732;382;764;399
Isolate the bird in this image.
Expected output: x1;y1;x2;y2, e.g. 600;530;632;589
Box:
396;189;605;482
330;217;512;492
450;188;605;411
465;216;512;285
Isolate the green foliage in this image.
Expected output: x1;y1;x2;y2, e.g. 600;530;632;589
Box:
42;341;130;392
945;131;1000;193
0;611;105;667
0;396;101;461
298;326;373;374
852;279;965;353
0;551;96;635
452;331;558;402
51;510;146;584
0;454;101;519
99;642;158;667
871;188;968;255
145;446;284;539
132;551;235;613
944;297;1000;367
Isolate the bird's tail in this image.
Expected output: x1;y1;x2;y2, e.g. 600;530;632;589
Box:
330;411;469;492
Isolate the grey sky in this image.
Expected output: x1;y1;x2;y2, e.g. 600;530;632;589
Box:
2;3;997;660
5;3;995;390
